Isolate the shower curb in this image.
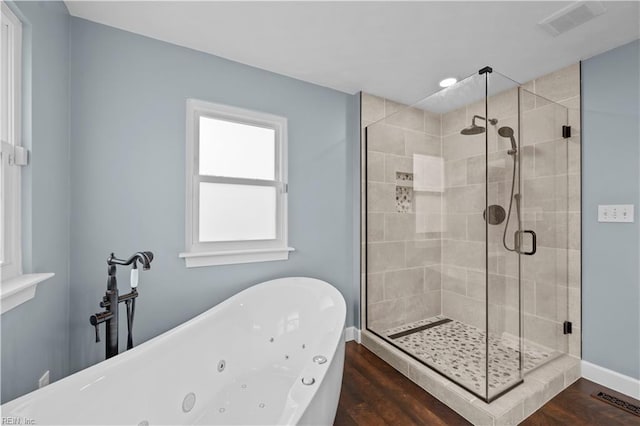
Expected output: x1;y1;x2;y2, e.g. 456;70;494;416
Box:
360;330;581;425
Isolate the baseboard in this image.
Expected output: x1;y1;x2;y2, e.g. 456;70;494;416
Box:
345;327;361;344
581;360;640;400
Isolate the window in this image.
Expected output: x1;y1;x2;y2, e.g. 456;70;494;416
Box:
1;2;23;281
0;4;51;315
180;99;293;267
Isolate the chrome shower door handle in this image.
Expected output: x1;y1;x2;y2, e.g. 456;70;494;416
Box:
514;230;537;255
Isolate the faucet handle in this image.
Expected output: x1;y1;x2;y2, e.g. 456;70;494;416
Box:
130;268;139;288
89;316;101;343
89;314;104;343
93;324;101;343
89;311;112;343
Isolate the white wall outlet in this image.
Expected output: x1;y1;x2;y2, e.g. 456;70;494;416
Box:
38;370;50;388
598;204;635;223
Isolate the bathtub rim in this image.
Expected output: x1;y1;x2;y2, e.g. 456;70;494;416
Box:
2;276;347;425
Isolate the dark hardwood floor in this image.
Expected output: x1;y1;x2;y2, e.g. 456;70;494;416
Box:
522;378;640;426
335;342;640;425
335;341;470;425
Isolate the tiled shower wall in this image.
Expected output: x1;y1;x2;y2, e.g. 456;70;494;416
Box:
362;64;581;356
362;96;444;331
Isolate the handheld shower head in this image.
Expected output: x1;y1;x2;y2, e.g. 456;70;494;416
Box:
135;251;154;270
497;126;513;137
498;126;517;154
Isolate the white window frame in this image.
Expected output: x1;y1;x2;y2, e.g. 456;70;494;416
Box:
1;3;54;315
179;99;293;267
1;1;22;281
0;3;54;314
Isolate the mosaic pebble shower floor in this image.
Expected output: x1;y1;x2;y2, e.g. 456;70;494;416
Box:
384;316;558;396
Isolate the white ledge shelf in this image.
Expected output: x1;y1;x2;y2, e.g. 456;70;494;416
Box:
1;273;55;314
179;247;295;268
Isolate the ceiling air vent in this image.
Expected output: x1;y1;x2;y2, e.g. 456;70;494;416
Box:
539;1;606;36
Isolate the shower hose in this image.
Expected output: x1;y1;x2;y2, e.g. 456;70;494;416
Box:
502;153;521;253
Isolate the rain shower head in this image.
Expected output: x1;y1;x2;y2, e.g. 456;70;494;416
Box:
461;124;486;135
460;115;498;136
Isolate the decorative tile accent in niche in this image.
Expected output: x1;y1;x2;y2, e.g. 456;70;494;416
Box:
395;186;413;213
396;172;414;186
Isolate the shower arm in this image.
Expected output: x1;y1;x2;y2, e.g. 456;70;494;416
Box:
471;115;498;126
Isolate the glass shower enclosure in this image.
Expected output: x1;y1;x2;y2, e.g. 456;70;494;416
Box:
363;67;570;402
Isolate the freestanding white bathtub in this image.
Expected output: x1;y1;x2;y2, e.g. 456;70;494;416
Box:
2;277;347;425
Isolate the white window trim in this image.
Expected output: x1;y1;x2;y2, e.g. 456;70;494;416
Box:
0;3;54;314
1;273;54;314
1;1;22;281
179;99;294;267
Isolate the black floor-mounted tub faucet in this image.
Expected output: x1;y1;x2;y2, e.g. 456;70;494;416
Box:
90;251;154;359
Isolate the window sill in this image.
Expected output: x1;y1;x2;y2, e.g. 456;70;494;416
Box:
1;273;55;314
179;247;295;268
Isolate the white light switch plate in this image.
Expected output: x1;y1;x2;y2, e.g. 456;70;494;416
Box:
598;204;634;223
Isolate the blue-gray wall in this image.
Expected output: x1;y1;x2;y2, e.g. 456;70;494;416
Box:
68;18;358;372
582;39;640;379
1;1;70;403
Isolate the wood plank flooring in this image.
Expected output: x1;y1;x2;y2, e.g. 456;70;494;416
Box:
335;342;640;425
522;378;640;426
335;342;471;426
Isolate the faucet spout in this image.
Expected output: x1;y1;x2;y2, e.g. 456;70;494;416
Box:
108;251;154;270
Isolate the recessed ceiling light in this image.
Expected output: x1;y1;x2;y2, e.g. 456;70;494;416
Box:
439;77;457;88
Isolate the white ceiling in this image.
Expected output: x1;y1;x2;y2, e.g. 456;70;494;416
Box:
64;1;640;105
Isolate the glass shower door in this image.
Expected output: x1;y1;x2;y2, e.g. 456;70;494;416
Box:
484;79;571;400
518;88;571;372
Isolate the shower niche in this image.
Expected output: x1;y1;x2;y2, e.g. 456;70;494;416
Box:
362;66;579;405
